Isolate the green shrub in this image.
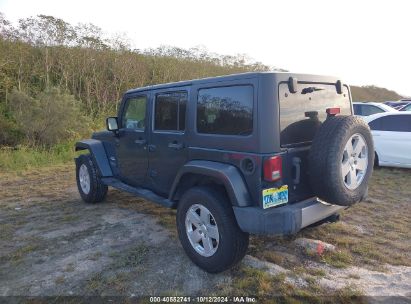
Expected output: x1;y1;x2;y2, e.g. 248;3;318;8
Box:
8;88;90;147
0;114;23;146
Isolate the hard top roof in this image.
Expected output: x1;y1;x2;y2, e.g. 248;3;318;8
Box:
125;71;343;94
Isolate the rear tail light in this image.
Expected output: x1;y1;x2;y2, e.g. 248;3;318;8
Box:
326;107;340;116
263;156;282;182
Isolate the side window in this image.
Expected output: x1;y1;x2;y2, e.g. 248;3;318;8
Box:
362;105;384;116
154;91;187;131
369;117;382;130
122;95;147;130
197;85;253;136
380;115;411;132
353;104;362;115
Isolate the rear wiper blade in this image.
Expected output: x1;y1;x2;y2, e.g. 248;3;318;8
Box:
301;87;324;94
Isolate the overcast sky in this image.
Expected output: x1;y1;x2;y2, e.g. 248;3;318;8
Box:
1;0;410;96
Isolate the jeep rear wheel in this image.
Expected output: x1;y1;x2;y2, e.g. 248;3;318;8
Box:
76;154;108;203
309;115;374;206
176;186;249;273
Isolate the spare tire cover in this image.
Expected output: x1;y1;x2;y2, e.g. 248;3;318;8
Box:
308;115;374;206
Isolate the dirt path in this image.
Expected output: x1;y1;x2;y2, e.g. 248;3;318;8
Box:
0;192;229;296
0;164;410;299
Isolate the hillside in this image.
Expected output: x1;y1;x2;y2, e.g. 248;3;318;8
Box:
350;85;403;102
0;13;404;148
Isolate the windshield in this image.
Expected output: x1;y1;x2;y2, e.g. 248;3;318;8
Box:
279;82;351;147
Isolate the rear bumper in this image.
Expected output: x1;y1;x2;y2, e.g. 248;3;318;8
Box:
233;198;344;235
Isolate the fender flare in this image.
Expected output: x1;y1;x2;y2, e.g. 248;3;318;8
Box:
169;160;252;207
75;139;113;177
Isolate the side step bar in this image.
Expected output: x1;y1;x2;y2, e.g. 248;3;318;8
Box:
101;177;174;208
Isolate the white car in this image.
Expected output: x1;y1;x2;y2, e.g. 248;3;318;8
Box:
353;102;397;117
363;112;411;168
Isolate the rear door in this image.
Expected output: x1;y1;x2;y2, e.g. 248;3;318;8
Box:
278;82;352;203
369;115;411;166
148;88;189;195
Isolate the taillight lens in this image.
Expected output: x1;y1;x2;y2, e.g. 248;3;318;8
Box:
326;107;340;116
263;156;282;182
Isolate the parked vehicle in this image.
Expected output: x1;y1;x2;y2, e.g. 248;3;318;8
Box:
399;102;411;111
353;101;397;116
384;100;410;109
75;72;374;273
363;112;411;168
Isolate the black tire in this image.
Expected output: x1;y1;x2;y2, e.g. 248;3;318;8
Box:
374;152;380;167
308;115;374;206
76;154;108;203
176;186;249;273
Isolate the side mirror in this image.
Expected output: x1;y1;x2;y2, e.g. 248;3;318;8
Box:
106;117;119;132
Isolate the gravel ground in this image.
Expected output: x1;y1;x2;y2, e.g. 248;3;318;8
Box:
0;164;410;300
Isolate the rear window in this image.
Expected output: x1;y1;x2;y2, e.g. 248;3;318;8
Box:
197;85;253;136
279;83;351;146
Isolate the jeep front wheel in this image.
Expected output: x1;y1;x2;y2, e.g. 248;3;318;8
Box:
176;186;249;273
76;154;108;203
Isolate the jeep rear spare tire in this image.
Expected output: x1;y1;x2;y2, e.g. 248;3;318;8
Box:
309;115;374;206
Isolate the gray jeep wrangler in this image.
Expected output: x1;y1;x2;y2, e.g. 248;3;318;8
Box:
75;72;374;273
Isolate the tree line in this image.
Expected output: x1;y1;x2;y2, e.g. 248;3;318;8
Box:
0;12;403;148
0;13;273;147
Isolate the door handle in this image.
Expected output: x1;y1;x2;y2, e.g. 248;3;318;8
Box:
168;142;184;150
134;138;147;145
148;144;156;152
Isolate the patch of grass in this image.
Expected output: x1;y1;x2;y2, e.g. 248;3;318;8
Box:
233;266;277;297
305;268;327;278
115;194;177;234
261;251;285;265
157;212;177;232
334;284;366;304
347;273;360;280
297;168;411;269
63;263;75;272
0;143;76;172
86;271;131;294
88;252;102;261
351;243;386;263
0;223;14;240
321;250;353;269
86;272;104;292
110;244;149;269
10;244;39;263
55;275;65;284
228;264;366;302
61;215;79;222
105;272;130;292
0;163;75;201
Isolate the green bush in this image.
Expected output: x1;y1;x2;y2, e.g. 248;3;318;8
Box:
8;88;90;147
0;114;23;146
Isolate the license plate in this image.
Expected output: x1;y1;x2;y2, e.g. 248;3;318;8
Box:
262;185;288;209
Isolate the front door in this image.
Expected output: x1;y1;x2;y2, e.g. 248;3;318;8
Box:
116;93;149;186
148;89;189;195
